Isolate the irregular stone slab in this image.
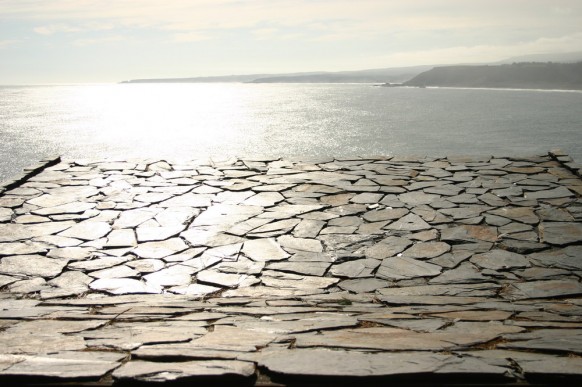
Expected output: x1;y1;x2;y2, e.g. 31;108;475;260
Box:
339;278;389;293
242;238;289;262
518;356;582;378
365;236;412;259
0;241;48;256
159;193;213;208
377;283;499;297
524;186;574;200
429;263;489;284
502;279;582;300
68;256;129;271
242;192;284;207
0;255;68;278
0;222;74;242
46;247;95;261
197;270;259;288
234;315;359;334
0;207;13;222
267;261;330;277
32;201;96;216
260;349;491;377
133;238;189;259
188;325;278;352
89;264;140;279
261;270;339;289
58;221;111;241
169;283;221;296
441;225;498;243
90;278;162;294
0;352;122;379
248;218;300;236
399;191;440;206
277;235;323;253
292;219;325;238
0;274;18;287
529;246;582;270
385;213;431;231
194;204;263;227
362;208;408;222
501;329;582;354
126;259;166;274
0;331;86;354
296;327;457;351
472;250;531;272
330;259;379;278
113;208;160;228
403;242;451;259
113;359;255;382
539;221;582;245
376;256;441;280
222;286;325;298
488;207;539;225
429;310;513;321
136;225;186;242
143;265;196;287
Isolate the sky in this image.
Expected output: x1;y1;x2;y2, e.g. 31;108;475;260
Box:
1;0;581;84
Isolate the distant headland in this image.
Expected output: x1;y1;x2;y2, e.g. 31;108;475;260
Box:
396;61;582;90
120;51;582;89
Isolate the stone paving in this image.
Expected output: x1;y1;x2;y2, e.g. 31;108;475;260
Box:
0;151;581;385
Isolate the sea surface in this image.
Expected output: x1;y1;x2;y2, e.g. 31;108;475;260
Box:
1;83;581;181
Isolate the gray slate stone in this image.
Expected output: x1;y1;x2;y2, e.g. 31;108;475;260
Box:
376;256;441;280
539;221;582;245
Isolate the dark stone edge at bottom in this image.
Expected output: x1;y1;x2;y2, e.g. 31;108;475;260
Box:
0;155;61;195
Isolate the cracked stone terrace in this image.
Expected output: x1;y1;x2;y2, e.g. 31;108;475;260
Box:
0;151;581;385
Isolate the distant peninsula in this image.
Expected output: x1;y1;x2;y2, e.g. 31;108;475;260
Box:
120;66;431;84
397;62;582;90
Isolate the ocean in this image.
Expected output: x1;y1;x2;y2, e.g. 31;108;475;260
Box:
1;83;581;181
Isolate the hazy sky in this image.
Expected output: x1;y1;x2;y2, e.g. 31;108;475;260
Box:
1;0;581;84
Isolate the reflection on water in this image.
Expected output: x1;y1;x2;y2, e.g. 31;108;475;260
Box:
1;83;582;180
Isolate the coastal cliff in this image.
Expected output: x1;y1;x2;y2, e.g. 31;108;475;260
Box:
401;62;582;90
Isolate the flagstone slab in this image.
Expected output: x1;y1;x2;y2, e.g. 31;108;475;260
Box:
0;254;68;278
0;352;123;380
502;279;582;300
539;221;582;245
242;238;289;262
385;213;431;231
470;250;531;270
376;256;441;280
58;221;111;241
0;222;75;242
365;236;412;259
441;225;498;243
0;241;49;256
133;238;189;259
90;278;163;294
500;329;582;354
113;359;255;382
277;235;323;253
267;261;330;276
402;241;451;259
261;270;339;289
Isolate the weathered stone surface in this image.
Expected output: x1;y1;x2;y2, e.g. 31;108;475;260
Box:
261;270;339;289
502;279;582;300
58;221;111;241
0;352;122;379
403;242;451;259
441;225;498;243
385;213;431;231
376;256;441;280
0;255;68;278
539;221;582;245
267;261;330;276
470;250;531;270
0;154;581;383
500;329;582;354
113;360;255;382
242;238;289;261
259;349;468;377
365;236;412;259
133;238;189;259
90;278;162;294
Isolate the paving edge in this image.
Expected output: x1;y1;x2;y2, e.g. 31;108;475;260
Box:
549;148;582;177
0;156;61;196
